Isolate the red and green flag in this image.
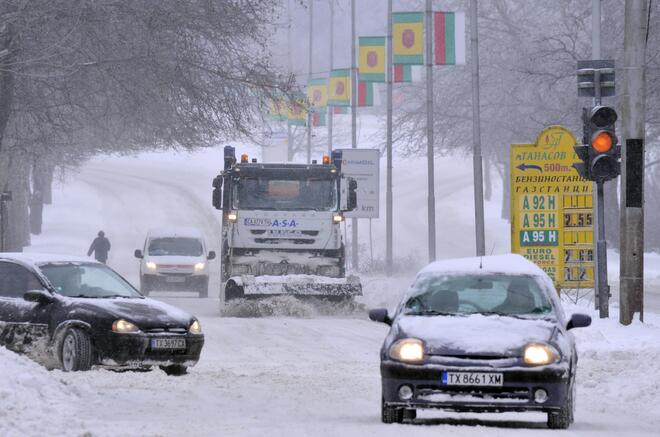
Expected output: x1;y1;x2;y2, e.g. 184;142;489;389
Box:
312;110;327;127
434;12;466;65
333;106;348;115
358;81;374;107
394;64;412;83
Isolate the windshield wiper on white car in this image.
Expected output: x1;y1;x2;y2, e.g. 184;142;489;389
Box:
407;309;458;316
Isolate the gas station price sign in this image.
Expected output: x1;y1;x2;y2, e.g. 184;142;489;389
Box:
510;126;595;289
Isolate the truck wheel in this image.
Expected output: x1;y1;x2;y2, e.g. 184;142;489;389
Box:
224;280;244;302
381;398;404;424
160;365;187;376
60;328;92;372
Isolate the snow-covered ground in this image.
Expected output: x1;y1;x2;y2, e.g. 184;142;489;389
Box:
4;132;660;436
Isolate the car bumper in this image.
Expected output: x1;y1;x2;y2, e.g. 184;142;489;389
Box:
142;274;208;291
96;333;204;368
381;360;570;413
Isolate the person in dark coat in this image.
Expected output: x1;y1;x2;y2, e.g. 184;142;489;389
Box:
88;231;111;264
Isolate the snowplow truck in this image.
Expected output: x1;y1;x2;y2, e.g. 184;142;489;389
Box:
212;146;362;303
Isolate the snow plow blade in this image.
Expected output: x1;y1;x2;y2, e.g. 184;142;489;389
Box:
230;274;362;298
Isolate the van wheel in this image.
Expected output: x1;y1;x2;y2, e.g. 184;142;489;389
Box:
198;278;209;298
60;328;92;372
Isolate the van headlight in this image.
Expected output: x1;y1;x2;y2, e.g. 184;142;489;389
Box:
523;343;560;366
194;262;206;272
389;338;425;363
146;261;157;271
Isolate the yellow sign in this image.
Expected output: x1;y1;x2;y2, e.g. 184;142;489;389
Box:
510;126;594;289
392;12;424;64
307;79;328;109
359;37;386;82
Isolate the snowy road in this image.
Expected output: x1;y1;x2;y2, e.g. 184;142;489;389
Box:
10;147;660;437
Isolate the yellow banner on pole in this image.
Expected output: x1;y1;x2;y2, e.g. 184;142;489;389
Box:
307;78;328;110
510;126;594;289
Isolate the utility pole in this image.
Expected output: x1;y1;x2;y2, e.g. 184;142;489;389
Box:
470;0;485;256
385;0;393;275
592;0;610;318
351;0;359;270
327;0;334;155
287;0;294;161
425;0;436;262
620;0;649;325
306;0;314;164
0;190;11;252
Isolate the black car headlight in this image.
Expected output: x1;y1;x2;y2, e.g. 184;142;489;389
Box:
112;319;141;333
189;320;202;334
523;343;560;366
389;338;425;364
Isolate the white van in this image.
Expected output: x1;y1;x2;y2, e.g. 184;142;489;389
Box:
134;228;215;298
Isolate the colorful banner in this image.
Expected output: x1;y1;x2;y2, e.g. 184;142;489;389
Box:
312;110;326;127
328;69;351;106
393;12;424;65
434;12;466;65
359;36;386;82
333;106;349;115
268;97;287;121
287;95;307;126
358;81;374;107
394;64;412;83
307;78;328;110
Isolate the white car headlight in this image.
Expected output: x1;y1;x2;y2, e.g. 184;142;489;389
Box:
194;262;206;272
189;320;202;334
523;343;560;366
146;261;157;271
389;338;425;363
112;319;141;333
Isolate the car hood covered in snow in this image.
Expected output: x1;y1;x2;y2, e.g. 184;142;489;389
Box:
395;313;557;356
65;297;195;330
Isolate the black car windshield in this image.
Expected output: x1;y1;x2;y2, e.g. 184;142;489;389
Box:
148;237;203;256
233;177;337;211
40;264;141;298
404;274;553;317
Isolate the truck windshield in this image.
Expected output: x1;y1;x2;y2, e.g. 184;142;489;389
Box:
233;177;337;211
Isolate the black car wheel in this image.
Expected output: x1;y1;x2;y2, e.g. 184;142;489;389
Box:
60;328;92;372
547;382;574;429
160;364;188;376
381;398;404;424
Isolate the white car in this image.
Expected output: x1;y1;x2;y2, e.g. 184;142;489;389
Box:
134;228;215;298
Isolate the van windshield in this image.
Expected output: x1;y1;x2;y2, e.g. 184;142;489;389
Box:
148;238;203;257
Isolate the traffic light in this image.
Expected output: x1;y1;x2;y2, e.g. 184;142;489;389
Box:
573;106;621;182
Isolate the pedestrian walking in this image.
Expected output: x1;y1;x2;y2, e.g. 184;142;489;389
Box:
88;230;111;264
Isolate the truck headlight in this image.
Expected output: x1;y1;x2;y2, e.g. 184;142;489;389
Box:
112;319;141;333
189;320;202;334
227;211;238;222
194;262;206;272
146;261;157;271
389;338;425;364
523;343;559;366
332;214;344;223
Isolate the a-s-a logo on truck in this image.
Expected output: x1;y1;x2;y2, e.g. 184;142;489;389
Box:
244;218;299;228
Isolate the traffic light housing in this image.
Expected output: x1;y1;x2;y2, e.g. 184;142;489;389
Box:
573;106;621;182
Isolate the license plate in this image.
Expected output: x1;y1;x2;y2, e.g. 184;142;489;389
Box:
442;372;503;387
165;276;186;283
150;338;186;349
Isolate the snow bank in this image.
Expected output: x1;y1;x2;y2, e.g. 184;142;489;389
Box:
0;347;82;437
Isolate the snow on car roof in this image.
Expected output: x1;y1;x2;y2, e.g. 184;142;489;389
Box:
0;252;97;267
417;253;547;278
146;227;204;239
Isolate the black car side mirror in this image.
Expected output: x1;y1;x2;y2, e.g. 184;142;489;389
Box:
567;313;592;330
369;308;392;325
24;289;55;305
134;249;143;259
207;251;216;260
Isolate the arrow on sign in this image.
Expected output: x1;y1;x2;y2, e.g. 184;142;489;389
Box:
516;163;543;172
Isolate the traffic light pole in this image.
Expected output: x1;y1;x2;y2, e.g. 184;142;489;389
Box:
595;182;609;318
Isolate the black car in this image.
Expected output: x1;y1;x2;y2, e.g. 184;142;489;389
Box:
369;254;591;429
0;253;204;375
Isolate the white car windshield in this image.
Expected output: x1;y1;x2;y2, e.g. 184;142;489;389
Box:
40;263;141;298
404;274;553;317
